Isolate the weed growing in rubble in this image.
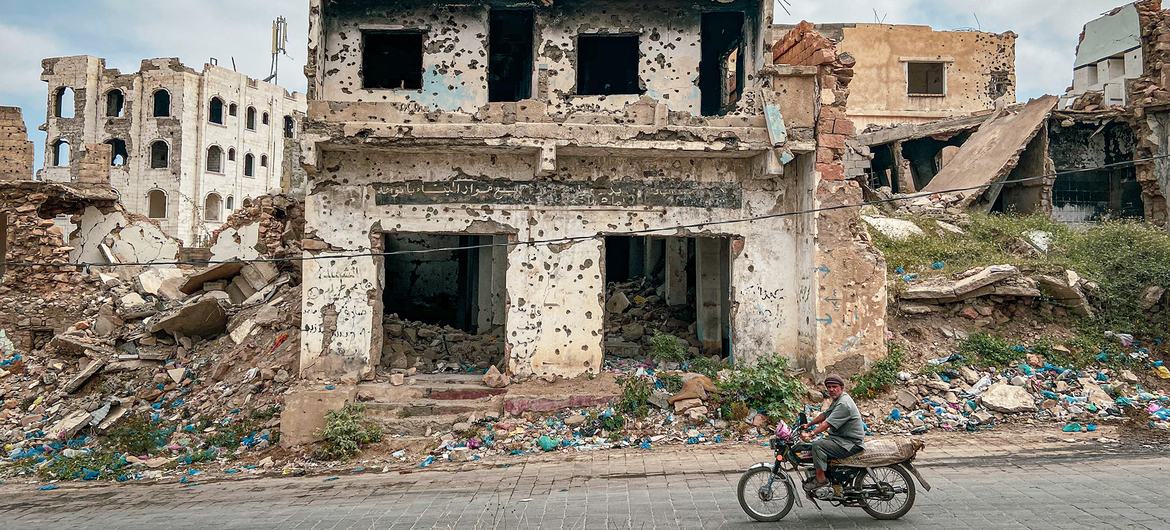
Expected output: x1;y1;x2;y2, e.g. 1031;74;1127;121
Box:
657;373;684;393
105;415;170;456
316;403;383;461
959;333;1024;368
852;344;906;399
649;333;687;364
38;451;125;481
717;355;806;421
618;375;653;418
687;356;727;379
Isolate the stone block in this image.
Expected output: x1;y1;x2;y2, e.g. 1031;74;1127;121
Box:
279;385;358;447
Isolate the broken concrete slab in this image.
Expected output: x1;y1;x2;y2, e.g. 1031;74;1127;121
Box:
179;261;246;295
920;96;1059;207
136;268;187;300
902;265;1021;301
862;216;924;240
240;262;280;291
46;410;92;441
279;385;358;447
63;358;106;393
1035;272;1094;317
148;297;228;339
980;383;1036;413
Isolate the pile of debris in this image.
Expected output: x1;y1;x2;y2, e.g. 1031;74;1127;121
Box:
604;278;699;358
380;316;504;374
866;336;1170;436
896;264;1096;322
209;193;305;262
0;260;303;481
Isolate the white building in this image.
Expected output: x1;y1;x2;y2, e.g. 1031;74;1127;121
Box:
1064;3;1144;107
40;56;307;246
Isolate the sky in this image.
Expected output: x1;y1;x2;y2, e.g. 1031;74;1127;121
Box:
0;0;1128;170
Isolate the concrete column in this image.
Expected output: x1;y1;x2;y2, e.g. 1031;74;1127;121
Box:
644;237;664;279
695;237;723;354
665;237;688;306
476;236;495;334
491;235;508;333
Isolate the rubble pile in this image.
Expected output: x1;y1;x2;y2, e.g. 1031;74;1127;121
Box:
603;278;699;358
865;335;1170;436
209;193;305;262
380;316;504;374
0;260;304;482
896;264;1096;323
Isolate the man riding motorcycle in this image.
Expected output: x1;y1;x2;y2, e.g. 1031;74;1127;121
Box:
797;374;865;492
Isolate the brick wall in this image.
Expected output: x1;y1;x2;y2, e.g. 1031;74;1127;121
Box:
0;107;34;181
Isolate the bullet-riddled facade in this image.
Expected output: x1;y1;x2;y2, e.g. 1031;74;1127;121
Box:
299;0;886;382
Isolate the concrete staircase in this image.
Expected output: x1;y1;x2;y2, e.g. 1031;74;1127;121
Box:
356;374;505;436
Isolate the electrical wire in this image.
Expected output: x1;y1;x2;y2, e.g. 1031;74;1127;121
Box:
3;154;1168;270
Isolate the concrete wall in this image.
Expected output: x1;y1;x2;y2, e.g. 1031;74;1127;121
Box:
828;24;1017;129
40;56;307;246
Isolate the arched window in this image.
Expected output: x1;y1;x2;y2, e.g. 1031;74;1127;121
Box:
260;155;268;168
54;87;75;118
226;196;235;210
106;89;125;117
209;97;225;124
262;112;270;126
150;140;169;169
244;153;255;177
153;89;171;117
206;146;224;173
147;189;168;219
229;103;238;117
228;148;236;162
105;139;128;166
246;107;257;130
283;115;295;138
204;193;223;222
51;139;70;166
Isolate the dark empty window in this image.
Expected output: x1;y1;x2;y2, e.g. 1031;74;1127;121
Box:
228;148;236;161
106;90;125;117
106;139;128;166
150;140;169;169
262;112;269;126
489;9;535;102
153;89;171;117
576;35;641;96
283;115;295;138
209;97;225;124
362;31;424;90
246;107;257;130
908;62;946;96
701;12;745;116
260;154;268;167
229;103;238;117
244;154;255;177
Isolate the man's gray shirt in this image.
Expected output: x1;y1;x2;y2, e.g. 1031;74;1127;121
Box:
824;393;865;448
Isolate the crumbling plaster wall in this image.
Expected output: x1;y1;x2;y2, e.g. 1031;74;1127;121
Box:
299;149;810;380
1129;0;1170;225
831;24;1016;129
316;0;766;117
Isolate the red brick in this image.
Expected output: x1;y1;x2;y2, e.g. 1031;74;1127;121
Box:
818;163;845;181
832;118;856;136
819;133;846;150
816;147;837;164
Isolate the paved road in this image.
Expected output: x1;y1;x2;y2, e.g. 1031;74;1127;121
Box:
2;444;1168;529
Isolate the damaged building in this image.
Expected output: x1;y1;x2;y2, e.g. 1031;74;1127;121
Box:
296;1;887;382
775;22;1017;130
39;56;308;246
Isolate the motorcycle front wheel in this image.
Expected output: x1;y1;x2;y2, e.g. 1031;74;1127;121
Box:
855;465;916;520
736;467;795;522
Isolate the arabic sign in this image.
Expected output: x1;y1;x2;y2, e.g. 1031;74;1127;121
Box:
373;179;742;208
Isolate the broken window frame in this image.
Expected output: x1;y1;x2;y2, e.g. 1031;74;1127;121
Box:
575;33;644;96
53;87;75;119
149;140;170;169
105;138;129;167
361;30;426;91
152;89;171;117
700;11;747;116
147;189;168;219
206;145;225;174
209;97;226;125
51;139;70;167
488;8;536;103
105;89;125;118
283;115;295;138
906;61;947;97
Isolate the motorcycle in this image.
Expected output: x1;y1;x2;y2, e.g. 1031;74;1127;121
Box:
736;412;931;522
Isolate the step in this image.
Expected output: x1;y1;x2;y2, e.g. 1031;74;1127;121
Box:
369;414;477;437
364;396;503;419
357;381;506;402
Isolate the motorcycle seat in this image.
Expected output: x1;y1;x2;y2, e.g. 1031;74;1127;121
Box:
832;438;924;467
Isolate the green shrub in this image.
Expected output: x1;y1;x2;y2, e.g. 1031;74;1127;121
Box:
716;355;806;421
316;403;383;461
853;344;906;399
959;333;1023;368
649;333;687;364
617;375;653;419
105;415;170;456
599;412;626;432
657;373;684;393
38;451;125;481
687;356;727;379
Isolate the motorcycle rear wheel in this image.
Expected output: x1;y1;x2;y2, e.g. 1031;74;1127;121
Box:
855;465;916;520
736;467;795;522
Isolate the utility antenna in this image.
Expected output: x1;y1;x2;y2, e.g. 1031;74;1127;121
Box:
265;16;290;84
973;13;982;30
775;0;792;16
873;9;888;24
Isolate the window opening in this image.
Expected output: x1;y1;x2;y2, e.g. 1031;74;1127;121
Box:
577;34;642;96
244;154;255;177
362;31;424;90
150;140;169;169
54;87;75;118
228;148;236;162
106;90;125;117
246;107;257;130
147;190;167;219
907;62;946;96
283;116;295;138
226;196;235;210
204;193;223;222
700;11;745;116
229;103;238;117
488;9;535;102
51;139;70;167
105;139;128;166
260;155;268;167
153;89;171;117
207;146;224;173
262;112;270;126
209;97;225;124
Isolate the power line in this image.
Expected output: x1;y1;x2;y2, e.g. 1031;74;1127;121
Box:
4;154;1168;270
